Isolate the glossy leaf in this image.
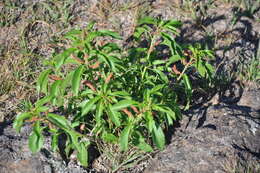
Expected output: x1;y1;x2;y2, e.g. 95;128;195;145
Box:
166;55;182;66
36;106;49;113
29;121;44;153
81;96;101;116
161;32;181;56
60;71;74;95
107;105;121;127
150;84;165;95
152;104;176;121
50;80;62;97
35;95;53;108
72;65;85;96
102;132;118;143
152;123;165;150
152;60;166;65
47;113;72;130
77;141;90;167
152;69;168;83
54;48;77;70
183;74;192;110
111;99;137;111
119;124;132;151
133;27;146;39
133;132;153;152
138;16;157;25
64;29;81;41
37;69;52;94
98;30;122;40
51;133;59;151
110;91;131;97
95;100;104;125
13;112;32;133
163;20;182;28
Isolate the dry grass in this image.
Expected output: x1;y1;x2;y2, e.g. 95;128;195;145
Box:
0;0;259;171
222;153;260;173
93;141;152;173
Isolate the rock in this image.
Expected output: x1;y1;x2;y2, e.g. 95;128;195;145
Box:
0;122;94;173
238;88;260;112
144;98;260;173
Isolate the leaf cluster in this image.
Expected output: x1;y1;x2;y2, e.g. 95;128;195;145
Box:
13;16;215;167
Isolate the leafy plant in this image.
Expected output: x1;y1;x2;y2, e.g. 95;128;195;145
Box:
181;0;215;25
231;0;260;25
13;16;214;167
237;42;260;84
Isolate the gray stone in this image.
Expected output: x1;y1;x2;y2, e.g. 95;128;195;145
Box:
145;102;260;173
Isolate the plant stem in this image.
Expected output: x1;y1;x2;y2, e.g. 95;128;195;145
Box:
177;59;193;81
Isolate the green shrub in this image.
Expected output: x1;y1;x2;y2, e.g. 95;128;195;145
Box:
13;16;214;167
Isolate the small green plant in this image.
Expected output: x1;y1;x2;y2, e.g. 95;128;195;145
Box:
237;39;260;85
237;57;260;84
231;0;260;25
13;16;214;167
182;0;215;25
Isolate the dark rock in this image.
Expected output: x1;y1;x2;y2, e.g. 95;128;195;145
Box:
238;88;260;112
0;122;94;173
145;94;260;173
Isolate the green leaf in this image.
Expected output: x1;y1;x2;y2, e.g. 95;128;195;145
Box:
152;60;166;65
98;30;122;40
101;43;121;52
64;29;82;41
152;123;165;150
111;99;137;111
68;130;79;148
80;89;95;96
152;104;176;121
72;65;85;96
144;112;154;133
137;141;153;152
152;69;168;83
133;27;146;39
183;74;192;90
87;21;96;31
54;48;77;70
13;112;32;133
150;84;165;95
161;32;181;56
95;100;104;125
107;104;121;127
36;69;52;94
81;96;101;116
60;71;74;95
182;74;192;110
35;96;53;108
163;20;182;28
51;133;59;151
110;91;131;97
166;113;173;125
36;106;49;113
138;16;157;25
101;132;118;143
163;25;179;35
29;121;44;153
77;141;90;167
47;113;72;130
85;31;101;43
119;124;132;151
133;132;153;152
166;55;182;66
50;80;62;97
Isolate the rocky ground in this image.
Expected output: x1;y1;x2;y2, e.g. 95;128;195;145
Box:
0;0;260;172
